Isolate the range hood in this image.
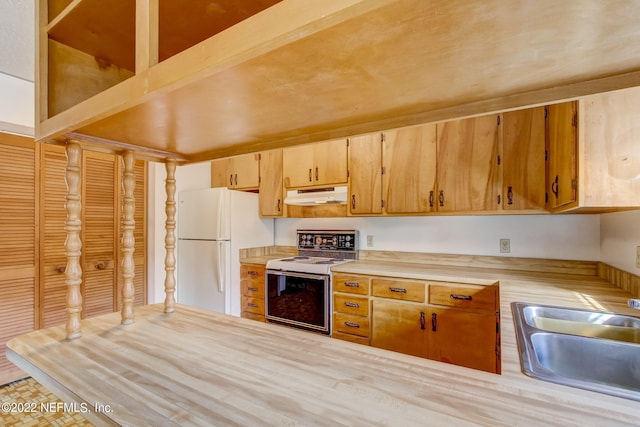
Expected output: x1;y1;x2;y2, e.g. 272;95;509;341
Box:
284;186;348;206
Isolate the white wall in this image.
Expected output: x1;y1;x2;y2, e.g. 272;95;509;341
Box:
276;214;601;260
600;210;640;274
147;161;211;303
0;73;34;134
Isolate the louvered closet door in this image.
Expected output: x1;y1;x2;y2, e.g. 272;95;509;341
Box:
82;151;118;318
0;134;37;384
40;144;69;328
117;158;147;309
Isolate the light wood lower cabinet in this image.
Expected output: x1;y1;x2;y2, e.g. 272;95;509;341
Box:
240;263;266;321
371;299;429;358
333;272;500;374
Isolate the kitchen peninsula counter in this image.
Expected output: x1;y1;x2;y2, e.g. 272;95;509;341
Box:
8;254;640;426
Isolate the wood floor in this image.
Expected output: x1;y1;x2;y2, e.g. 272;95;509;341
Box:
0;377;92;426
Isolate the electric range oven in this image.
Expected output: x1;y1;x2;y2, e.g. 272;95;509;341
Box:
265;230;358;334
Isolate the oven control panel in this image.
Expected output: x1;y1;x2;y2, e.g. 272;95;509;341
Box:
297;230;358;251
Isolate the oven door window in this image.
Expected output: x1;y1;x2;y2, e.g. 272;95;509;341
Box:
267;272;328;330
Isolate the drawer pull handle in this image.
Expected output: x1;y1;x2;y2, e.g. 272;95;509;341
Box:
344;321;360;328
248;303;259;308
56;265;66;273
344;301;360;308
247;271;259;276
431;312;437;332
344;282;360;288
450;294;472;301
389;287;407;293
248;287;259;292
420;311;425;330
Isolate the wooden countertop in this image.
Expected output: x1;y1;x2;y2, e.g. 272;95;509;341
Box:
7;261;640;426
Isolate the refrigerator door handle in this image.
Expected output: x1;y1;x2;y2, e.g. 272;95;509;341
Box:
217;241;224;293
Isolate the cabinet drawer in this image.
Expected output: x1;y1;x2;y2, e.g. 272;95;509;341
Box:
333;274;370;295
241;295;265;315
334;294;369;317
428;283;497;311
241;279;264;298
241;264;265;283
332;331;370;345
333;312;370;337
371;279;425;302
241;311;266;322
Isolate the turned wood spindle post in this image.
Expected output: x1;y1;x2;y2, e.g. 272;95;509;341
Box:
121;150;136;324
164;159;177;313
65;141;83;340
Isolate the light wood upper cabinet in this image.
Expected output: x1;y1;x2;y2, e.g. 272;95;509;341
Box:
502;107;546;211
574;87;640;210
211;158;229;188
436;115;501;212
546;102;578;211
383;124;437;214
283;139;348;188
228;153;260;190
259;149;284;217
348;133;382;215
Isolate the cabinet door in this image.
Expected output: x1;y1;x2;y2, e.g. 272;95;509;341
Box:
436;115;500;212
229;153;259;189
0;134;37;384
502;108;546;211
546;102;577;210
383;124;437;214
40;144;69;328
371;299;428;358
210;158;229;188
348;134;382;214
82;151;117;319
314;139;348;186
259;149;284;216
428;308;499;373
283;144;314;188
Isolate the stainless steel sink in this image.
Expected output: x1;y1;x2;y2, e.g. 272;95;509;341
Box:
522;304;640;343
512;302;640;401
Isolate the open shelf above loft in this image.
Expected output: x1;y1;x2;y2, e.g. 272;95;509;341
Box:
36;0;640;162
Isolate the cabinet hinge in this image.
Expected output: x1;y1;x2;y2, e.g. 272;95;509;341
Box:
496;115;501;126
497;194;501;205
381;200;386;208
258;153;262;161
381;166;385;175
545;192;549;204
381;132;385;142
497;155;501;165
347;169;350;178
572;112;578;127
258;175;261;184
544;150;548;161
544;106;548;119
346;138;350;147
572;179;577;190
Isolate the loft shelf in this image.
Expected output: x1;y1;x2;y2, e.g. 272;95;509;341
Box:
36;0;640;162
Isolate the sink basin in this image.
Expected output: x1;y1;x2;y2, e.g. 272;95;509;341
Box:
522;304;640;343
512;302;640;401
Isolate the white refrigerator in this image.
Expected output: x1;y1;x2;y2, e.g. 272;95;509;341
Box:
177;188;274;315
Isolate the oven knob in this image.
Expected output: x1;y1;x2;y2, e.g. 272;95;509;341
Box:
345;242;351;248
332;237;337;245
345;236;351;241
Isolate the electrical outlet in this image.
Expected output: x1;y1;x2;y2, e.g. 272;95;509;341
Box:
500;238;511;254
636;246;640;269
366;235;374;247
